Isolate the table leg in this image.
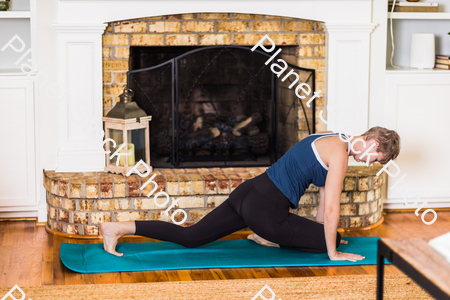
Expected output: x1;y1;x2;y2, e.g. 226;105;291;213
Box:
377;241;385;300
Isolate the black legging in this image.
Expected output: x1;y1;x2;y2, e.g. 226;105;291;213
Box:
135;172;341;253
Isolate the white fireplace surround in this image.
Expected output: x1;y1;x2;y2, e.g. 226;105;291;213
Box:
53;0;377;172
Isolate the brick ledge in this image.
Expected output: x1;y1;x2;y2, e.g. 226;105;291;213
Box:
44;165;386;235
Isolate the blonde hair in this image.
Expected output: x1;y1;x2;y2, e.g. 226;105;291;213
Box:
361;126;400;164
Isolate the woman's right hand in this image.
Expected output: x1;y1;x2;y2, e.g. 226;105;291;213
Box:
328;251;365;262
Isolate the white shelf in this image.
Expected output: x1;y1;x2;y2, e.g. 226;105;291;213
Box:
388;12;450;19
0;69;25;76
386;65;450;74
0;11;31;18
0;69;38;76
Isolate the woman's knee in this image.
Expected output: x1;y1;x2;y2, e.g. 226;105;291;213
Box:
280;230;342;253
335;231;342;248
314;231;341;253
302;231;342;253
174;226;207;248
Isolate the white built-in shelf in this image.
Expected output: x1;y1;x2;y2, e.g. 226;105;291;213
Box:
388;12;450;19
0;11;31;18
0;69;36;76
386;65;450;74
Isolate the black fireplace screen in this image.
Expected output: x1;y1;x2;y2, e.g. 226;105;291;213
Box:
127;45;315;168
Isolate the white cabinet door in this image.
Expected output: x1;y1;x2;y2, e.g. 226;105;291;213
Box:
0;79;36;208
384;73;450;209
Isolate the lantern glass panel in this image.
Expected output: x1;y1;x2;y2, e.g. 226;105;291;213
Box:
129;128;146;164
109;129;123;166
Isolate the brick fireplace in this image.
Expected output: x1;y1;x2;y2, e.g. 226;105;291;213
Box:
102;13;324;168
102;13;326;139
48;2;379;235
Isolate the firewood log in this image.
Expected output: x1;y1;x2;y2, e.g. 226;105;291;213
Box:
247;132;269;154
232;112;263;136
247;125;260;136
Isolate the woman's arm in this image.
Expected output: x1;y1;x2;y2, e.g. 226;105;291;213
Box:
323;151;347;258
315;186;325;223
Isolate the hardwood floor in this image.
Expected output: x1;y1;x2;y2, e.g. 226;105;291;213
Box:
1;211;449;287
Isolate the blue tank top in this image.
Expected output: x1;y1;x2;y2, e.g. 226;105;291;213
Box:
266;132;351;208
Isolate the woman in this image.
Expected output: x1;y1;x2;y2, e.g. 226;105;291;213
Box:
101;126;400;262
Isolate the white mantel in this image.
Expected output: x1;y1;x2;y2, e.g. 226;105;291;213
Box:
52;0;379;172
57;1;374;24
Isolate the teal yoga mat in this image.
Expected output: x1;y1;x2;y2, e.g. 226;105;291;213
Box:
60;237;390;274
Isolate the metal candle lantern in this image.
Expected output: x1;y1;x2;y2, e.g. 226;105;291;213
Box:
103;88;152;175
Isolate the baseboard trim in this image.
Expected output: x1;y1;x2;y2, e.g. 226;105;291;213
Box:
0;217;37;222
383;198;450;210
384;207;450;213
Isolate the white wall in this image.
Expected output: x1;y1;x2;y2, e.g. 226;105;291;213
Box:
368;0;389;128
37;0;59;171
34;0;59;220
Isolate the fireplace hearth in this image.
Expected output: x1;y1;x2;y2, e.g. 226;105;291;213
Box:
127;45;315;168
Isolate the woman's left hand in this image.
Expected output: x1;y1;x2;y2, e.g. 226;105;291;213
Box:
340;239;348;244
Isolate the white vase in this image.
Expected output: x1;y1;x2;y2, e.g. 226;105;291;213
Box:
409;33;435;69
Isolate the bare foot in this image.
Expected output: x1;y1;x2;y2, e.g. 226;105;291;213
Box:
247;233;280;248
100;222;125;257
